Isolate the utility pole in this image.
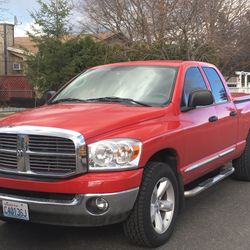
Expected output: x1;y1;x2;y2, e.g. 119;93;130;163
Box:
3;23;7;75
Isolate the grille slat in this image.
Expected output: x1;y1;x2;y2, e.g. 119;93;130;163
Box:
0;145;16;150
30;157;75;161
30;162;76;167
29;143;73;146
0;158;17;164
0;141;16;145
29;147;75;152
0;163;17;168
30;160;76;164
29;142;73;146
0;153;16;158
0;150;17;168
30;165;75;170
0;158;16;163
30;164;75;169
29;167;75;173
0;140;16;143
0;133;17;151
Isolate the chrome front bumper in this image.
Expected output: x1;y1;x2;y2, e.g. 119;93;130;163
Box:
0;188;139;226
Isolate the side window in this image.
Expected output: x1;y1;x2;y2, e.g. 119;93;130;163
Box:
182;67;207;107
203;67;228;103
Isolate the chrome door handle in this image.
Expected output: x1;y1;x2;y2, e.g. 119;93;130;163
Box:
230;111;237;117
209;116;218;122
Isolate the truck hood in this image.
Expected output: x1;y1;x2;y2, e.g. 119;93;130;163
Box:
0;103;165;139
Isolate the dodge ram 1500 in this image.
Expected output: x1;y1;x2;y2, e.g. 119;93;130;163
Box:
0;60;250;247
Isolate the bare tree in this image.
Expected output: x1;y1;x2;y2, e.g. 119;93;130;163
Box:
78;0;180;45
77;0;250;75
197;0;248;73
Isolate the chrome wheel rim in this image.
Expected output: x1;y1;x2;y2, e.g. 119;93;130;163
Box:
150;177;175;234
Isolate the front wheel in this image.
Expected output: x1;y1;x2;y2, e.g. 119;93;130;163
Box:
123;162;179;247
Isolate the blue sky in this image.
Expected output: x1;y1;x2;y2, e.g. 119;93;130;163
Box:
1;0;44;36
5;0;39;23
1;0;82;36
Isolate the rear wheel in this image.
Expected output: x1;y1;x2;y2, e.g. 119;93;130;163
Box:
233;135;250;181
123;162;179;247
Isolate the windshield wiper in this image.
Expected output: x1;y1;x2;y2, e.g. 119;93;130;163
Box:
49;96;152;107
85;97;152;107
49;98;87;104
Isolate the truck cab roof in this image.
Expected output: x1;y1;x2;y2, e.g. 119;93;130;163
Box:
91;60;216;69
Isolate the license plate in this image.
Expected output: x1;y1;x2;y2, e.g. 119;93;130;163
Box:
2;200;29;221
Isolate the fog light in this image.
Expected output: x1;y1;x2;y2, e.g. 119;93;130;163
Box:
86;197;109;215
96;197;109;211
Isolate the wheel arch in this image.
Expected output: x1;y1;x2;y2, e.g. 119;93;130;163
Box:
147;148;179;174
145;148;185;211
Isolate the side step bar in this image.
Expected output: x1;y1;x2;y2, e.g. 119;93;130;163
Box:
184;166;235;198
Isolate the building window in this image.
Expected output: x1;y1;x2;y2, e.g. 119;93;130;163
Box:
13;63;22;71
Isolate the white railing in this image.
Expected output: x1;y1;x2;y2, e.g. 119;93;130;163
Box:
227;81;250;93
229;88;250;93
0;107;26;113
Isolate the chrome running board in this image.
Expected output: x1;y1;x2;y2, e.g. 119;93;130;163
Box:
184;166;235;198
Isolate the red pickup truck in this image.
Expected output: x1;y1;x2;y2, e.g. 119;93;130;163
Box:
0;60;250;247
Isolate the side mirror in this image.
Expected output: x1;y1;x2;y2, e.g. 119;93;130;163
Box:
188;89;214;108
45;91;56;103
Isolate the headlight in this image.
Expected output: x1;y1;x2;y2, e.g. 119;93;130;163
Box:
88;138;142;171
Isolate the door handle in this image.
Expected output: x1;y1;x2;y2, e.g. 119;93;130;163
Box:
209;116;218;122
229;110;237;117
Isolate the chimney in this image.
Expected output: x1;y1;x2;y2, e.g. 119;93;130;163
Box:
0;23;15;75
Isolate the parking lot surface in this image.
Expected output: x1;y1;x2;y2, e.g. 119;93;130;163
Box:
0;175;249;250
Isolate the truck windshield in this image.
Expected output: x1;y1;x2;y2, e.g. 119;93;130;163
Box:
52;66;178;106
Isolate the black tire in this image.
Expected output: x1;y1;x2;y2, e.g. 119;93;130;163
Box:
233;135;250;181
123;162;179;247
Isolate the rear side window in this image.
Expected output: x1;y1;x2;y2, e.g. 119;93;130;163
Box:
182;67;207;106
203;67;228;103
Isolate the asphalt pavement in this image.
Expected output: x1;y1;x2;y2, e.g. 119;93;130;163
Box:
0;174;249;250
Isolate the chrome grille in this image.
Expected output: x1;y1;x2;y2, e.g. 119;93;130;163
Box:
30;155;76;174
0;127;86;178
29;135;75;154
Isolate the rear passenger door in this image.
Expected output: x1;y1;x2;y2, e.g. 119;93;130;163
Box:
202;67;238;152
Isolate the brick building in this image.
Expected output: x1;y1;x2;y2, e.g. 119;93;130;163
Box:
0;22;37;76
0;22;35;103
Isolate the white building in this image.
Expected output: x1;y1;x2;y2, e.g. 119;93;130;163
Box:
228;71;250;93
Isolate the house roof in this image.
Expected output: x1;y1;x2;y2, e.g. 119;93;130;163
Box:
94;31;115;40
7;47;25;54
12;32;124;56
14;37;38;54
58;32;122;42
91;32;125;42
7;47;28;60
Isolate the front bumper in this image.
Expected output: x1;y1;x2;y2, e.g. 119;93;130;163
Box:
0;188;139;226
0;169;143;194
